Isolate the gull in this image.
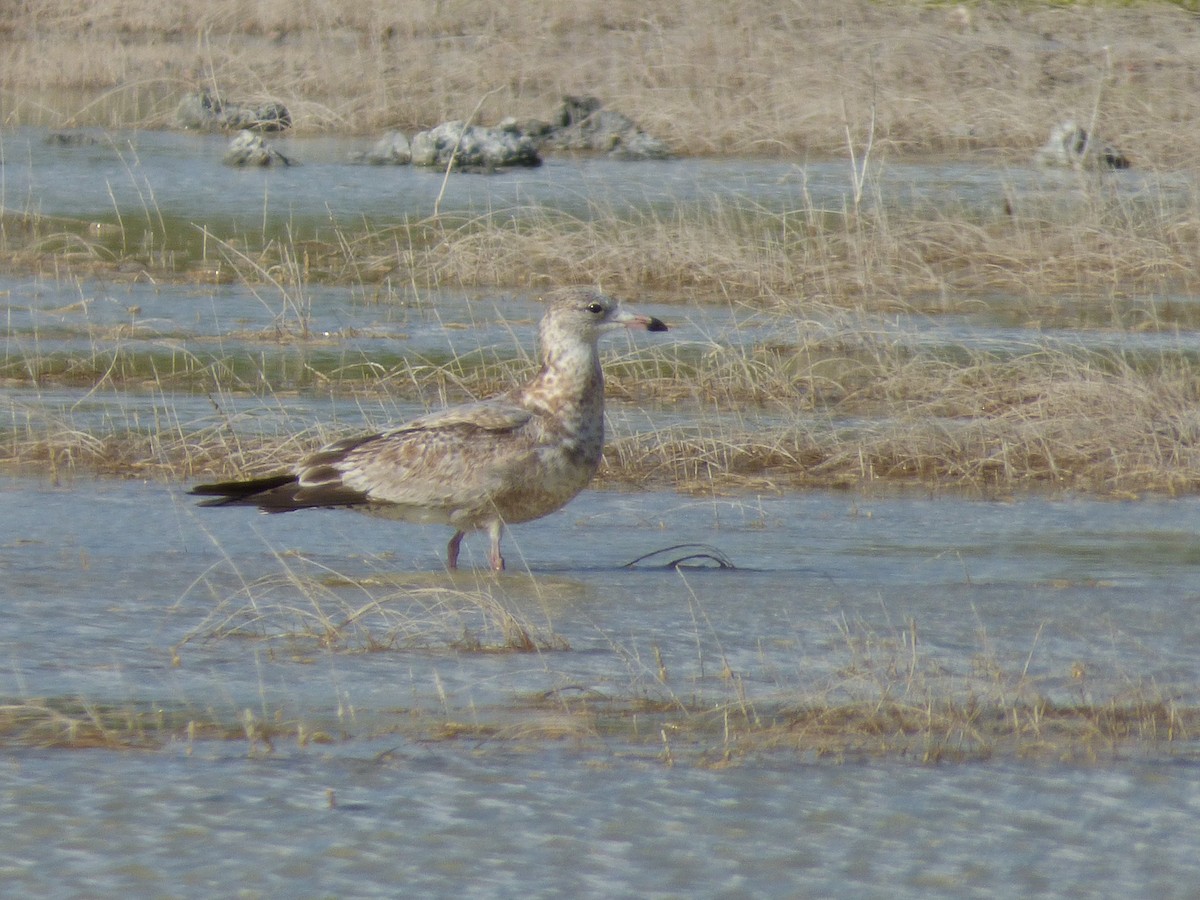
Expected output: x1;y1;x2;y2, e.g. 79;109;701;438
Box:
190;288;668;570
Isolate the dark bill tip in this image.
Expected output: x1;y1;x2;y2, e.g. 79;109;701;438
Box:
646;316;668;332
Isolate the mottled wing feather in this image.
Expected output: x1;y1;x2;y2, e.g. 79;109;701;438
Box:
294;399;539;514
347;431;534;511
388;399;532;434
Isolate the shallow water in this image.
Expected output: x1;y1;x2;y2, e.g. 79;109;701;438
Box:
2;126;1188;237
5;748;1200;898
4;127;1200;897
3;478;1200;897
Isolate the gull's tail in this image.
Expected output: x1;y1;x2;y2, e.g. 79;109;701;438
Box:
189;474;298;508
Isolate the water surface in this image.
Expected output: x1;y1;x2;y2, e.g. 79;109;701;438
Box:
3;127;1200;898
3;478;1200;897
3;126;1186;235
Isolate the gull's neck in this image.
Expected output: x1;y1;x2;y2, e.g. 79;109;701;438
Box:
520;326;604;425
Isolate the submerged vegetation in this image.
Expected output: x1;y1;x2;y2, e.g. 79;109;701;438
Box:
4;690;1194;764
4;598;1196;765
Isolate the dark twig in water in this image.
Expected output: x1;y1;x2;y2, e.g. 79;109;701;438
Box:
622;543;736;570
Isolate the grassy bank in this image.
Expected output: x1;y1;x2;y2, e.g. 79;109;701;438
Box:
5;173;1200;498
3;1;1200;165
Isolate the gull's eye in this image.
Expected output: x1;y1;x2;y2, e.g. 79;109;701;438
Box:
586;302;605;315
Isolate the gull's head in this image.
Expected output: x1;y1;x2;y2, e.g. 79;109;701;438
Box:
541;288;668;349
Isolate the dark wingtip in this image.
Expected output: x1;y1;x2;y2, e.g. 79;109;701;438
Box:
646;317;668;332
189;473;296;501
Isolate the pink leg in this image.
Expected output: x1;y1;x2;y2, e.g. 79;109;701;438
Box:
447;531;465;570
488;521;505;571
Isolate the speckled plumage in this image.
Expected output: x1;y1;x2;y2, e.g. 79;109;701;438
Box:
191;288;668;570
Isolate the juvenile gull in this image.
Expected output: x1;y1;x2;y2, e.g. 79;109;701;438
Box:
190;288;668;571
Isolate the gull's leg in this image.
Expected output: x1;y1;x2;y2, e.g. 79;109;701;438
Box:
487;520;506;571
447;531;465;570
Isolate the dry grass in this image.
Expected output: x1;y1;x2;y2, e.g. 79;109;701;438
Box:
5;689;1191;762
8;164;1200;306
5;610;1195;765
0;697;337;751
174;557;570;655
461;612;1200;766
400;192;1200;304
3;1;1200;165
609;337;1200;496
4;289;1200;496
490;690;1200;766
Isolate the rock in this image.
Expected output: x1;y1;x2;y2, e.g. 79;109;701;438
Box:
498;117;554;142
220;101;292;132
222;130;296;167
175;90;220;129
541;95;671;160
177;90;292;132
608;129;673;161
409;120;541;170
557;95;604;128
353;131;412;165
354;96;669;172
1035;120;1129;170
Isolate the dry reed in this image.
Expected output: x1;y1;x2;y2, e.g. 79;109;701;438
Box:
174;551;569;654
6;610;1194;764
5;289;1200;496
5;1;1200;168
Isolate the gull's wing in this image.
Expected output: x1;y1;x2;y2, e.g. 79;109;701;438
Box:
384;398;533;435
291;398;539;513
